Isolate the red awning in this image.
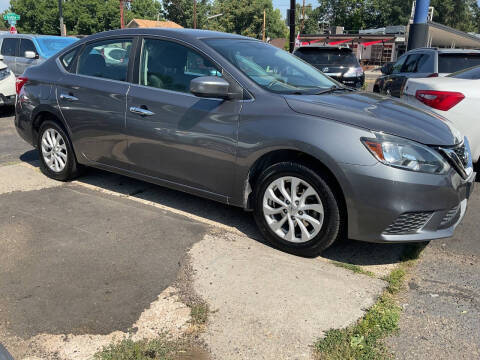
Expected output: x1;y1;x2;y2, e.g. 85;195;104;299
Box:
360;40;384;47
328;39;353;45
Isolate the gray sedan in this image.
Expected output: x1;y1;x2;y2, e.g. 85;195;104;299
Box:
14;29;475;256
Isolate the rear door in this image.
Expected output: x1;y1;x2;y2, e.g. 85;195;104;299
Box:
16;38;39;76
125;37;241;200
56;37;134;168
0;37;19;75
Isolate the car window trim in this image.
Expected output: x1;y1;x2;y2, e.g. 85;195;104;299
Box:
132;35;251;101
73;36;136;84
19;38;38;58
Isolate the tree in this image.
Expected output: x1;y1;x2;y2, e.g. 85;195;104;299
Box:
296;3;320;34
208;0;287;39
163;0;211;28
430;0;477;33
5;0;162;35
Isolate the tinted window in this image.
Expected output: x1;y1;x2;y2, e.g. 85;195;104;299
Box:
20;39;37;57
77;39;132;81
392;54;407;74
60;48;78;72
205;39;336;94
438;53;480;73
1;38;18;56
449;65;480;79
140;38;221;93
294;48;359;66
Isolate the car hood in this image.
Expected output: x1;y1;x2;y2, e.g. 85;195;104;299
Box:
284;91;459;146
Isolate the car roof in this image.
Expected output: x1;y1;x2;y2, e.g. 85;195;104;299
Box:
84;28;254;43
0;33;75;40
409;47;480;54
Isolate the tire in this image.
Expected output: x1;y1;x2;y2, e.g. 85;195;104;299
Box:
37;120;81;181
253;161;343;257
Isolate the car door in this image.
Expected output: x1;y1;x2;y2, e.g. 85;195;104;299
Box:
0;37;19;75
389;53;432;98
56;37;134;168
16;38;39;75
125;37;241;201
382;54;407;96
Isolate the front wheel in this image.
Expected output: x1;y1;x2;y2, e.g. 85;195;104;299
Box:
253;162;343;257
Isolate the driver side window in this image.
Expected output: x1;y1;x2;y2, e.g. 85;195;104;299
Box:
139;38;221;93
392;55;407;74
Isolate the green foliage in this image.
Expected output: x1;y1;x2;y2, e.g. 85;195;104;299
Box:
207;0;287;39
331;261;375;277
94;337;188;360
5;0;162;35
190;303;209;325
163;0;211;29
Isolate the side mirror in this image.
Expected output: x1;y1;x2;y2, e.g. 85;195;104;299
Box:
381;62;393;75
24;51;38;59
190;76;231;99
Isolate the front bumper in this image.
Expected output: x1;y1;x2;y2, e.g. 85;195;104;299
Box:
341;162;475;243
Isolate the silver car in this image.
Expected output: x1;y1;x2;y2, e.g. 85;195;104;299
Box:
15;29;475;256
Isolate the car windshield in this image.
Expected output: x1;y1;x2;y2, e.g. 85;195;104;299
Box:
204;39;337;94
438;53;480;73
36;37;78;58
448;65;480;79
294;48;359;66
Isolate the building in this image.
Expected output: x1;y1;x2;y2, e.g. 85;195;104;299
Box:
299;21;480;65
126;19;183;29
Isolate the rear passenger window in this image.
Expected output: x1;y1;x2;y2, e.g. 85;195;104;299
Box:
60;48;78;72
77;39;132;81
1;38;18;56
19;39;37;57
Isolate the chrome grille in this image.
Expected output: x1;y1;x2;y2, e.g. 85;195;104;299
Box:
438;142;470;179
383;212;433;235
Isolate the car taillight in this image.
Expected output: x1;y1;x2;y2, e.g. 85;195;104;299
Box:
16;77;28;95
415;90;464;111
427;73;438;78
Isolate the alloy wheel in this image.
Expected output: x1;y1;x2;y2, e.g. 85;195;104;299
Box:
41;128;68;173
262;176;324;243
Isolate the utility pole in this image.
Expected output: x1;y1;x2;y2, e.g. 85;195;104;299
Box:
262;10;266;41
408;0;430;50
289;0;295;52
193;0;197;29
120;0;125;28
299;0;305;34
58;0;66;36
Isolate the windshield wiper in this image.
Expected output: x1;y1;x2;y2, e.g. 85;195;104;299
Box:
314;85;353;95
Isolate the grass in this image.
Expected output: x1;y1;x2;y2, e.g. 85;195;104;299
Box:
314;243;426;360
331;261;375;278
94;336;190;360
189;302;209;326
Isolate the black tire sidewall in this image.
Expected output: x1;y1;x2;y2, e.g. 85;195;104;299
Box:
38;120;77;181
253;162;341;256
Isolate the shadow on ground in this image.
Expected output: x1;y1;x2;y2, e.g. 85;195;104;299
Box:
17;150;408;267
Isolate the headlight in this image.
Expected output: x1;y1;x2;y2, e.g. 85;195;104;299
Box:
361;133;450;174
0;67;10;81
343;66;364;78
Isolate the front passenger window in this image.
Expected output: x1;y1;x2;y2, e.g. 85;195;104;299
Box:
77;39;132;82
139;38;221;93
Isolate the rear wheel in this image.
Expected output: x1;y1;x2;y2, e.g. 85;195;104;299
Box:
253;162;343;256
38;120;81;181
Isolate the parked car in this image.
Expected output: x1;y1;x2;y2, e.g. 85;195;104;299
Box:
0;34;78;76
0;55;16;106
293;45;365;88
401;65;480;164
374;48;480;97
15;29;475;256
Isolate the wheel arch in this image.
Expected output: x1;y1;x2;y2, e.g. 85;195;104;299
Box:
244;149;347;227
31;106;71;146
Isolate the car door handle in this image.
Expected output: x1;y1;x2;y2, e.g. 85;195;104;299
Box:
59;93;79;102
129;106;154;116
